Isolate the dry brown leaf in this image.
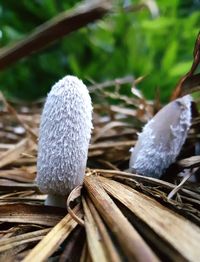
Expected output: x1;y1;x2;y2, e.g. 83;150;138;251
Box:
0;179;36;190
92;121;132;143
0;138;34;169
23;205;81;262
0;204;66;226
99;176;200;261
82;197;107;262
0;228;50;252
172;32;200;99
84;174;159;261
0;166;36;182
85;196;121;262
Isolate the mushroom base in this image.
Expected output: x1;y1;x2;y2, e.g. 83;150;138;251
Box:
45;194;67;208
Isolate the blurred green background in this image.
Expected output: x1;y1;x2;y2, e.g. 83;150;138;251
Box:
0;0;199;102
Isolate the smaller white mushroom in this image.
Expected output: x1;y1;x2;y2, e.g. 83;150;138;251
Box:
129;95;192;178
36;76;93;207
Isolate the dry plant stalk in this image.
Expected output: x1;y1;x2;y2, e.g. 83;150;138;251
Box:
67;185;84;226
96;169;200;201
82;197;107;262
0;228;50;253
0;92;38;142
0;1;113;70
23;205;81;262
0;138;33;169
98;176;200;262
0;204;65;226
167;170;194;200
84;174;159;262
85;196;121;262
177;155;200;169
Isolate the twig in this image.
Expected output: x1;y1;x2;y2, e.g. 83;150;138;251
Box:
88;76;135;93
0;92;37;143
177;156;200;169
0;1;112;70
67;186;84;226
167;172;194;200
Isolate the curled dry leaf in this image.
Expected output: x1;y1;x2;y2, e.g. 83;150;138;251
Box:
67;185;84;226
172;32;200;99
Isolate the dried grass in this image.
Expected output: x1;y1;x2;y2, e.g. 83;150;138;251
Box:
0;76;200;261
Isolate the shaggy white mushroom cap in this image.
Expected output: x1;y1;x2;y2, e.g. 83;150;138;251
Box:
37;75;93;196
129;95;192;178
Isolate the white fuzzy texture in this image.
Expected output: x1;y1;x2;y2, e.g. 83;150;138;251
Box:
36;75;93;196
129;95;192;178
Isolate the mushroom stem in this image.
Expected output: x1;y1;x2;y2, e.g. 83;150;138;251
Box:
45;194;67;208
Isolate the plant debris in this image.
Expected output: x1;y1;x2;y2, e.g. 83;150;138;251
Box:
0;68;200;261
0;1;199;260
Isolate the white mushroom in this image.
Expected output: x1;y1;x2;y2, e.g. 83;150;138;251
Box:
36;75;93;207
129;95;192;178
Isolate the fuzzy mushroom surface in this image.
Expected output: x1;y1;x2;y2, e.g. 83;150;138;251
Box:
129;95;192;178
36;75;93;207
